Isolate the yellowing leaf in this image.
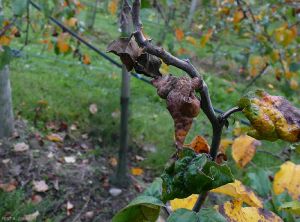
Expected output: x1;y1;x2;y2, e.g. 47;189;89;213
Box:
159;62;169;75
175;28;184;41
290;79;299;90
109;157;118;167
0;35;11;46
211;180;263;208
185;36;197;46
46;133;64;143
273;161;300;200
248;55;268;77
57;33;70;53
219;139;233;154
82;54;91;65
274;24;297;47
200;29;213;47
131;167;144;176
233;10;244;24
232;135;260;168
217;200;283;222
66;17;77;27
0;181;17;192
108;0;118;15
170;194;198;211
184;135;210;154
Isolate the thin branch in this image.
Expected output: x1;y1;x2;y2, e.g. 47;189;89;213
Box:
219;106;243;121
132;0;142;32
243;63;269;92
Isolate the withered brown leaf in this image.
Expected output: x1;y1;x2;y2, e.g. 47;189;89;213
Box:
107;37;162;78
152;75;201;148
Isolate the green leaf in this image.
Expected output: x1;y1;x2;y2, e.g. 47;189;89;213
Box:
244;168;271;197
0;46;12;70
167;208;227;222
143;178;163;199
112;179;164;222
167;209;198;222
280;201;300;216
161;149;234;202
198;208;227;222
112;196;164;222
141;0;151;8
12;0;28;16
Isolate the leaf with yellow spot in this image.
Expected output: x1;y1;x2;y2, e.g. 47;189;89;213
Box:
211;180;263;208
231;135;260;168
170;194;198;211
200;29;213;47
184;135;210;154
273;161;300;200
175;28;184;41
233;10;244;24
185;36;197;46
131;167;144;176
217;200;283;222
238;90;300;142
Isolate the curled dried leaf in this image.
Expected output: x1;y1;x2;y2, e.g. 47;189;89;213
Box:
107;36;162;78
152;76;201;148
238;90;300;142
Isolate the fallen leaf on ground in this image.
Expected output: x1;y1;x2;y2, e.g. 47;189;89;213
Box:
217;200;282;222
31;195;43;204
64;156;76;163
66;201;74;216
46;134;63;143
273;161;300;200
89;104;98;114
170;194;198;211
14;142;29;152
0;181;17;192
211;180;263;208
131;167;144;176
109;157;118;167
23;211;40;222
184;135;210;153
109;188;122;197
33;180;49;192
232;135;261;168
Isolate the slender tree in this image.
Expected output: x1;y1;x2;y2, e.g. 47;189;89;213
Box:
0;0;14;139
186;0;199;28
112;0;132;188
85;0;100;30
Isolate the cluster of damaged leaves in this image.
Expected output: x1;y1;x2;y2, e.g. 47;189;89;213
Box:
107;36;202;148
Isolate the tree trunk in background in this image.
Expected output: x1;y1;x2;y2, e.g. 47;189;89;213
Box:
85;0;100;30
0;66;14;139
112;0;132;188
186;0;199;28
